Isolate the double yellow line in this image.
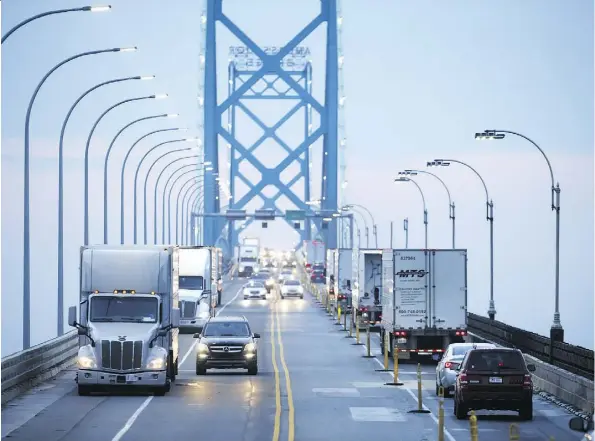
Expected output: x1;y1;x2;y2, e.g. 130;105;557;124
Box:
270;295;295;441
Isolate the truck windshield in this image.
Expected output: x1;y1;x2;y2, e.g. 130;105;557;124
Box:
180;276;204;290
90;296;158;323
241;257;257;262
203;322;251;337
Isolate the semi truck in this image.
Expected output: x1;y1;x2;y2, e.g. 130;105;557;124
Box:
178;246;221;333
68;245;181;396
238;244;259;277
380;249;468;361
303;240;325;273
336;248;353;309
326;249;337;306
352;249;383;330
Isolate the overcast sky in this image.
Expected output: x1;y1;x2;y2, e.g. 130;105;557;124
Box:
1;0;593;355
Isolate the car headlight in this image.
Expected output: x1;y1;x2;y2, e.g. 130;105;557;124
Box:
244;343;256;352
197;343;209;353
297;286;304;293
77;345;97;369
146;346;168;370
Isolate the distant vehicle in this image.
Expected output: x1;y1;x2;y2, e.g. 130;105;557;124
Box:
193;316;260;375
568;416;594;440
280;279;304;299
278;269;294;283
310;269;325;284
453;347;536;420
255;270;275;292
243;281;267;300
436;343;496;396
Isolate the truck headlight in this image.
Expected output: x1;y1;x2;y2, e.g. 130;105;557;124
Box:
146;357;166;369
244;343;256;352
146;346;168;370
197;343;209;353
77;345;97;369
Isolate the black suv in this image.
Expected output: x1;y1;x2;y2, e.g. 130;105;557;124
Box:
453;347;536;420
193;316;260;375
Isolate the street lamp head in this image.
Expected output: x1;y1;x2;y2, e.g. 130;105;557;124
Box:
153;94;168;99
394;177;409;182
205;166;214;171
139;75;155;80
177;128;189;131
184;137;199;142
84;5;112;12
475;130;505;140
118;46;137;52
427;159;450;167
203;161;212;166
166;113;179;118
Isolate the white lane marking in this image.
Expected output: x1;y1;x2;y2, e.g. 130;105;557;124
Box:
179;284;243;367
111;396;153;441
110;282;243;441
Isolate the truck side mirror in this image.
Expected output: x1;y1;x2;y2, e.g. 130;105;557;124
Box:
527;364;536;372
253;333;261;338
569;416;588;432
68;306;77;327
193;333;201;338
171;308;180;328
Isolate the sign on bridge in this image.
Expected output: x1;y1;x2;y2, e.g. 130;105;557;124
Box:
229;45;310;70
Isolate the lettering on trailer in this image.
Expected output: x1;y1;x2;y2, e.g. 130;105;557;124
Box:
229;45;311;70
396;269;427;278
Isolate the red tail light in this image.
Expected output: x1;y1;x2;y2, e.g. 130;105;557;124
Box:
523;374;532;386
455;330;467;336
378;314;382;321
458;372;468;385
393;331;407;337
360;307;368;312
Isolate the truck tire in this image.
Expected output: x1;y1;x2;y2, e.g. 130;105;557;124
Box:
247;363;258;375
196;362;206;375
217;291;222;306
154;384;168;396
77;385;92;396
168;352;176;382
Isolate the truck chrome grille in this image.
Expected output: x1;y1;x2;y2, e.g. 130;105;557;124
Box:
180;301;196;318
101;340;143;370
209;345;243;353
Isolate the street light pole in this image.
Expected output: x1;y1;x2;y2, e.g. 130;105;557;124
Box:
56;74;151;336
403;218;409;248
344;203;378;248
400;169;456;248
2;5;111;43
394;177;428;248
184;186;204;245
476;129;563;340
104;112;174;244
429;158;496;320
23;46;132;349
167;171;200;244
176;179;201;244
120;128;187;244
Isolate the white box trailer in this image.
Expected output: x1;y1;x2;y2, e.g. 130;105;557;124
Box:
352;249;383;329
380;249;468;360
326;248;337;301
336;248;353;308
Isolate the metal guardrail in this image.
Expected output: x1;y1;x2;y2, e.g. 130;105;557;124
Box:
1;331;78;405
467;313;594;379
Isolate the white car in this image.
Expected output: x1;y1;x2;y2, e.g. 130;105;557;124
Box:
435;342;495;396
243;281;267;300
280;280;304;299
278;269;294;283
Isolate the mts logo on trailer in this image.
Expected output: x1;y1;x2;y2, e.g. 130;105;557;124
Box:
396;269;427;278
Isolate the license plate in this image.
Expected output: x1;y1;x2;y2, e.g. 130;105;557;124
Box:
489;377;502;384
180;320;189;324
126;374;138;382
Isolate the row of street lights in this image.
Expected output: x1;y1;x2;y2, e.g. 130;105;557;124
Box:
392;129;563;341
3;5;207;348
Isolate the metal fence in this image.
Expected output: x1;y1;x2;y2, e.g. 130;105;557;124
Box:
467;313;594;379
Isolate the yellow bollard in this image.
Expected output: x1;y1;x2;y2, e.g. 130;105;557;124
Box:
348;312;353;337
355;319;360;344
509;424;520;440
343;308;347;331
438;386;445;441
366;325;371;357
383;332;389;369
469;410;479;441
408;363;430;413
385;340;404;386
337;305;342;322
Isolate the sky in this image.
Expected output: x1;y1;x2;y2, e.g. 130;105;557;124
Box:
1;0;593;356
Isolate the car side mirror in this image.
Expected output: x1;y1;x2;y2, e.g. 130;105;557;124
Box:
193;333;201;338
253;333;261;338
68;306;77;327
527;364;536;372
569;416;588;432
171;308;180;328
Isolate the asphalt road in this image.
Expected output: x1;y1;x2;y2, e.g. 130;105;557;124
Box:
2;278;585;441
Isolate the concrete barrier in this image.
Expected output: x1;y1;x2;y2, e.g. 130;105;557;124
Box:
1;331;78;405
469;332;594;415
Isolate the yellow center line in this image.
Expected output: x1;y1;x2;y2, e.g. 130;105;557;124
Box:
270;298;281;441
275;299;295;441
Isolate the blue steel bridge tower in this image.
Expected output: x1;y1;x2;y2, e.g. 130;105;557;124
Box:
201;0;340;250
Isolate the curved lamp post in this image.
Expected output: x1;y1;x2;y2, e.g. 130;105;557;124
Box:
131;140;198;244
394;176;428;248
175;178;201;245
429;158;495;320
181;182;203;245
23;46;135;349
56;74;153;336
120;128;187;244
343;203;377;247
83;92;167;245
190;193;206;246
2;5;111;43
341;206;368;247
166;171;201;244
476;130;563;340
102;112;178;244
154;158;201;244
185;186;204;245
399;169;456;248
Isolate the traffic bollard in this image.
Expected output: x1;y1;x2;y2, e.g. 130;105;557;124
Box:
343;308;347;331
469;410;479;441
375;331;391;371
438;386;445;441
509;424;519;440
408;363;430;414
385;341;404;386
335;305;342;325
352;318;363;345
347;312;354;338
362;324;374;358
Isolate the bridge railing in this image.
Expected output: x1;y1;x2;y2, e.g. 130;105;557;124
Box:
467;312;594;379
1;330;78;405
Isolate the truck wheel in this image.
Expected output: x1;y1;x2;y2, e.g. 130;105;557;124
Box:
175;357;179;375
77;385;92;396
196;363;206;375
217;292;222;306
154;385;168;396
168;353;176;382
247;364;258;375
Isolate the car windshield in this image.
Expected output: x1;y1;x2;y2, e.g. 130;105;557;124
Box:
251;274;267;280
466;350;526;371
246;282;265;288
452;344;492;356
282;270;292;275
284;280;300;286
90;296;159;323
203;322;251;337
179;276;204;290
